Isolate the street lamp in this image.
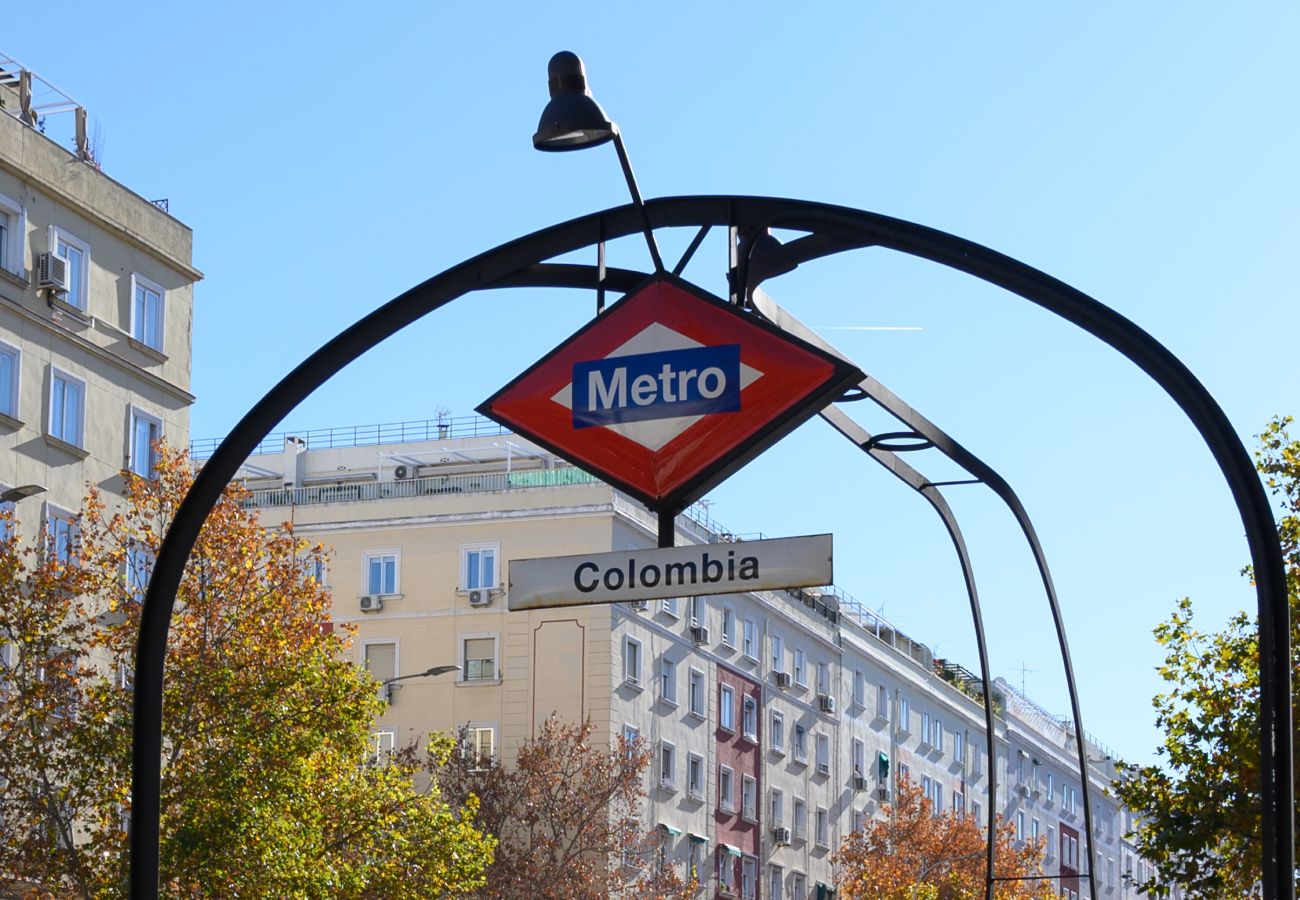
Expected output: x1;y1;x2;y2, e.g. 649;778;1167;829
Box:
381;664;460;702
1;483;46;503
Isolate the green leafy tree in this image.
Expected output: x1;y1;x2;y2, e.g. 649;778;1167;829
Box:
0;446;494;898
1114;416;1299;897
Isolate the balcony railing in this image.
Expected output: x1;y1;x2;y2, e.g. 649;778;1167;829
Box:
191;413;510;459
239;466;600;509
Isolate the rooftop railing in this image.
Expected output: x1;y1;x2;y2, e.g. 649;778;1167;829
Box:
238;466;600;509
191;414;510;459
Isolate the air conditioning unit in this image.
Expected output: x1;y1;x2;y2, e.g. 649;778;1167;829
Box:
467;589;493;607
393;464;416;480
775;671;793;689
1016;783;1030;797
876;787;891;801
772;826;791;846
690;625;710;644
628;599;648;611
37;252;69;292
852;774;868;792
359;595;383;612
818;694;836;713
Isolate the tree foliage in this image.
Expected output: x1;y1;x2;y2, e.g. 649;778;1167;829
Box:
437;716;696;900
1113;416;1300;898
0;446;494;898
834;774;1053;900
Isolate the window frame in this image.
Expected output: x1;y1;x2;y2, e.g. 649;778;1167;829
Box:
721;605;736;647
128;406;163;479
793;647;807;686
460;541;499;591
659;654;677;705
362;639;399;698
793;798;807;841
687;751;704;799
815;807;829;848
815;731;830;774
688;667;706;718
0;339;20;421
793;722;808;764
0;193;26;277
659;740;676;789
719;683;735;732
770;708;785;754
44;502;79;565
660;596;679;618
129;272;166;352
463;723;496;770
48;366;86;448
877;683;890;722
622;635;642;688
770;633;784;674
742;617;757;659
770;787;784;826
852;669;865;708
741;774;757;822
51;226;90;311
362;549;401;596
124;543;154;603
718;764;735;812
742;694;757;742
459;632;500;683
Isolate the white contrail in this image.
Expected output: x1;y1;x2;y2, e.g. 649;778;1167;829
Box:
815;325;924;332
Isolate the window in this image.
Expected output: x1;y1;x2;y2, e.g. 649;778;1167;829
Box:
742;775;757;821
0;193;24;276
688;668;705;717
972;800;982;824
741;855;756;900
852;670;865;708
720;684;735;731
742;617;757;659
46;506;79;565
623;723;640;755
742;695;757;741
877;684;890;721
816;660;829;694
129;408;162;478
0;496;15;543
370;730;396;764
770;709;785;754
623;636;642;687
125;544;153;602
770;787;785;825
954;790;965;814
1065;784;1077;814
793;798;807;841
660;656;676;704
363;551;398;595
922;712;931;746
688;595;705;627
661;596;679;617
719;851;736;893
1047;826;1056;859
793;722;807;762
1017;811;1026;841
48;368;85;448
461;634;498;682
954;731;965;766
792;873;806;899
363;642;397;697
815;732;830;774
687;753;704;798
462;543;497;590
52;227;89;311
0;341;19;419
852;738;865;776
934;783;942;814
464;724;495;769
660;741;676;789
793;648;807;686
932;718;944;753
815;808;829;847
898;695;910;733
1032;818;1041;841
130;274;165;351
1046;771;1054;803
718;765;734;812
770;633;784;673
721;607;735;647
770;865;784;900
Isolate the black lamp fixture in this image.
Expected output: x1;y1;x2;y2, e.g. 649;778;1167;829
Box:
533;51;663;273
1;484;46;503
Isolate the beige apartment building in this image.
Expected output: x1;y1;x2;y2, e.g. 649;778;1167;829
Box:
0;54;199;549
222;415;1172;900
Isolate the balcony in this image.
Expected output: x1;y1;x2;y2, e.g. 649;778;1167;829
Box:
238;466;600;509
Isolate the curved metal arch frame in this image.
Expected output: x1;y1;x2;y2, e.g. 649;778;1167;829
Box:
130;196;1292;899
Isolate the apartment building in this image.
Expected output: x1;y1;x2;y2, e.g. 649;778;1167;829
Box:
0;54;199;544
219;415;1167;899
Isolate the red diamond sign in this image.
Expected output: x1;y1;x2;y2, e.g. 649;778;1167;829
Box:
477;274;862;512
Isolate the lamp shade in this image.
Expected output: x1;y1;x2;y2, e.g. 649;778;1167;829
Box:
533;51;615;151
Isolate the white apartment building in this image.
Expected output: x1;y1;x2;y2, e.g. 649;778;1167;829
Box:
0;54;199;544
219;415;1167;899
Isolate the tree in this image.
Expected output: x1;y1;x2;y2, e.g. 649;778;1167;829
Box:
0;446;495;898
437;716;696;900
834;775;1054;900
1113;416;1300;898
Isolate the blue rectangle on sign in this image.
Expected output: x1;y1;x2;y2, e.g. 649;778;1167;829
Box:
572;344;741;428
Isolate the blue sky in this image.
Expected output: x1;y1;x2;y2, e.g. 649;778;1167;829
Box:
9;3;1297;765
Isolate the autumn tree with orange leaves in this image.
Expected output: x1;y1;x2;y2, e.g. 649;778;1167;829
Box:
835;774;1054;900
0;447;494;898
437;716;696;900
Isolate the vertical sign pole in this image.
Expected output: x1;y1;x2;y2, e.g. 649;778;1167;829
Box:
657;509;675;549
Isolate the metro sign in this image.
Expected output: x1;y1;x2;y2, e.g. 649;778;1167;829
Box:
478;273;862;512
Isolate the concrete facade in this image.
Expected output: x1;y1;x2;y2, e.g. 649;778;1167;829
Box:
225;418;1171;899
0;59;199;536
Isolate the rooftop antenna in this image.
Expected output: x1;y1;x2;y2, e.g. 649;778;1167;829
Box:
1012;662;1037;696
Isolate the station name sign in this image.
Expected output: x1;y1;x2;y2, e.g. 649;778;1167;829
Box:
507;534;833;611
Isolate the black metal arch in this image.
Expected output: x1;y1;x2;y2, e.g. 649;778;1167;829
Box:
130;196;1292;899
